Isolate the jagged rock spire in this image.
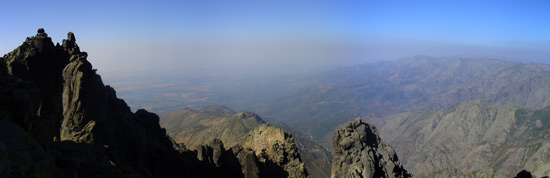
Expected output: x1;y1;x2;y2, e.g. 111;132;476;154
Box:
63;31;80;55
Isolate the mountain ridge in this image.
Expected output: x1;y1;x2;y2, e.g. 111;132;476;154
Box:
160;106;331;178
244;56;550;148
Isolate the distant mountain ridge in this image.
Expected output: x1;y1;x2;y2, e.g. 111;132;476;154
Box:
244;56;550;148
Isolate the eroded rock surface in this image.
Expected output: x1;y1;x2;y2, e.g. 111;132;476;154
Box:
241;124;310;178
331;119;410;178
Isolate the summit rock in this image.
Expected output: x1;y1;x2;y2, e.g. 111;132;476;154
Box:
331;119;411;178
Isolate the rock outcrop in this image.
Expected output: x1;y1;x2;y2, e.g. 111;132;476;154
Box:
1;28;196;178
3;29;71;144
0;29;310;178
194;139;260;178
515;170;535;178
513;170;550;178
331;118;410;178
240;124;309;178
186;135;309;178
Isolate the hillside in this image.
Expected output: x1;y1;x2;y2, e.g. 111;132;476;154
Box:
367;99;550;177
426;63;550;110
160;106;332;178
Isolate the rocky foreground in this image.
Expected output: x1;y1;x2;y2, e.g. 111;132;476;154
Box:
0;29;402;178
0;29;311;178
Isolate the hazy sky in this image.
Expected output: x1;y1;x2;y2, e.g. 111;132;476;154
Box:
1;0;550;75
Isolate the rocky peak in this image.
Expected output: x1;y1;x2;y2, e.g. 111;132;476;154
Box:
33;28;54;51
234;111;265;124
2;28;77;143
1;29;189;177
234;111;259;119
37;28;47;36
62;31;79;55
240;124;309;178
331;118;411;178
198;139;226;166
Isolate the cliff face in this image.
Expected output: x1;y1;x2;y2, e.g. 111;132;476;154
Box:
0;29;309;178
331;119;410;178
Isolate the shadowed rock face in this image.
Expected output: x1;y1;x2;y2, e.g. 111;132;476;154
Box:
513;170;550;178
515;170;535;178
0;29;309;178
1;28;192;178
331;119;411;178
3;29;72;144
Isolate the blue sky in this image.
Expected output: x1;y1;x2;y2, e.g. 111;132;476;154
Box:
1;0;549;74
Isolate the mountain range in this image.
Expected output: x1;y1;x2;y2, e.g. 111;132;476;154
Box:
244;56;550;148
366;99;550;177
